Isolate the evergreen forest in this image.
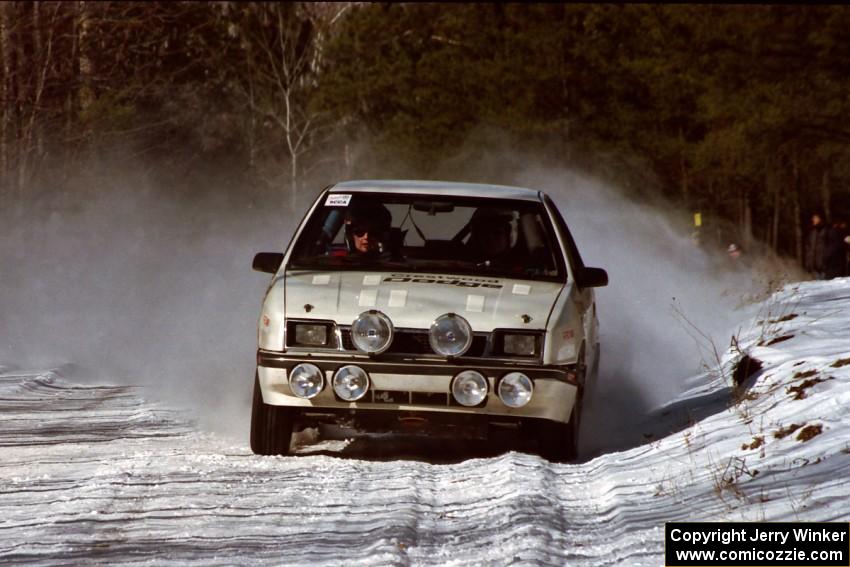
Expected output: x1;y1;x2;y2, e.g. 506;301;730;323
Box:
3;3;850;263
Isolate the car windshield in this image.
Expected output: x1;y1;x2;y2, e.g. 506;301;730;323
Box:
288;192;567;282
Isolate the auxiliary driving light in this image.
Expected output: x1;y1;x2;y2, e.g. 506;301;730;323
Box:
498;372;534;408
332;365;370;401
429;313;473;357
288;363;324;399
351;310;394;354
451;370;488;407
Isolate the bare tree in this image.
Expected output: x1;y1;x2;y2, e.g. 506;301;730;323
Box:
18;2;58;190
77;1;93;119
230;3;347;211
0;3;11;192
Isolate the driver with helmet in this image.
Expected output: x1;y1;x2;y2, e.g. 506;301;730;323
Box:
343;201;393;257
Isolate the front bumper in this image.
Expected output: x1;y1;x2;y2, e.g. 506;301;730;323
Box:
257;350;578;423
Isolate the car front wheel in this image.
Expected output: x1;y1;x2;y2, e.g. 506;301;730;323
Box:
536;385;582;462
250;371;294;456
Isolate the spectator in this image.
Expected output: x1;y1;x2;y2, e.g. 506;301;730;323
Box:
727;243;742;261
804;213;828;279
825;217;848;279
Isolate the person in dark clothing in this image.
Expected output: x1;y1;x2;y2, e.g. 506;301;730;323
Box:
465;209;517;268
343;202;392;257
804;213;828;279
825;217;848;279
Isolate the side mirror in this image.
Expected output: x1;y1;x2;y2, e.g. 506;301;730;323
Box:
252;252;284;274
577;266;608;288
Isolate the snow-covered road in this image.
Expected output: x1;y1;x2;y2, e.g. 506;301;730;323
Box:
2;279;850;566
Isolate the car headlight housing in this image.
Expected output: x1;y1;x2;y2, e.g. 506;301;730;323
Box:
288;322;332;347
501;333;539;356
288;363;324;399
429;313;473;357
351;310;394;354
498;372;534;408
451;370;488;407
333;365;370;401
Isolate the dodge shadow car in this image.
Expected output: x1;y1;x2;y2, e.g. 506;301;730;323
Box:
250;180;607;461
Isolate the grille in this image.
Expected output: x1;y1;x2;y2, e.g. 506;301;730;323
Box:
341;329;487;357
371;390;451;406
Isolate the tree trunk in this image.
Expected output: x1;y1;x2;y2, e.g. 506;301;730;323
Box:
248;83;257;168
726;186;744;244
17;1;56;191
742;189;753;251
792;150;803;263
766;155;780;252
31;1;43;157
820;169;831;222
794;192;803;264
770;182;782;253
0;3;11;194
735;185;744;241
343;143;351;177
290;151;297;212
78;1;93;117
14;2;28;198
63;2;80;175
679;126;689;209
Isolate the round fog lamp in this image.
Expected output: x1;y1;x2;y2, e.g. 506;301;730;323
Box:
429;313;473;357
498;372;534;408
288;363;324;399
333;365;370;401
351;310;394;354
451;370;488;407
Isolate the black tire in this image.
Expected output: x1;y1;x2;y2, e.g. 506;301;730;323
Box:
250;372;294;456
537;418;576;463
584;343;601;401
537;385;582;463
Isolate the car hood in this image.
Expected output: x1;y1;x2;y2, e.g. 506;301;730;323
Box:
283;270;563;331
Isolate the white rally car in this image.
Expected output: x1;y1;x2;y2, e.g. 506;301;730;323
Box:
251;180;607;460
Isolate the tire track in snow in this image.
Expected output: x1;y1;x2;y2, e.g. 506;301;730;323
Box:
0;370;666;565
4;307;849;567
6;281;850;565
0;372;192;447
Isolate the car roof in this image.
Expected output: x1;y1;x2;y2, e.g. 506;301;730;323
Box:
329;180;544;202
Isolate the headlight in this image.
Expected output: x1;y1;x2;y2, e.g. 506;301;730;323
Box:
429;313;473;357
451;370;488;407
293;323;330;346
288;363;324;399
502;333;538;356
350;310;394;354
333;365;370;401
498;372;534;408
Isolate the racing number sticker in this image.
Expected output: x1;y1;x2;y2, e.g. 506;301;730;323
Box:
325;194;352;206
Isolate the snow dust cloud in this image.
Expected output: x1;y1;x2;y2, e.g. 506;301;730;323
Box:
512;166;778;455
1;150;795;455
429;136;793;455
0;157;305;441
